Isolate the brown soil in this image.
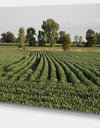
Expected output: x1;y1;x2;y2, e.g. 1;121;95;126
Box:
19;48;23;50
27;48;63;51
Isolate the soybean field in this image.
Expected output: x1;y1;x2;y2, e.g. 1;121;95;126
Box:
0;49;100;114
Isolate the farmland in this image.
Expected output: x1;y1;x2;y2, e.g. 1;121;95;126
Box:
0;48;100;114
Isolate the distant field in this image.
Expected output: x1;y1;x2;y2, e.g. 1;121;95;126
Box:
0;43;100;52
0;48;100;113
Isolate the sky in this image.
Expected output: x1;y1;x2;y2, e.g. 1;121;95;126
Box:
0;4;100;41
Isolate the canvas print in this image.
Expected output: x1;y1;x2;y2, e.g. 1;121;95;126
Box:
0;4;100;114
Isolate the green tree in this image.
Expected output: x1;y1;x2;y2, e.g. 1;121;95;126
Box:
41;19;59;47
59;31;66;37
96;32;100;44
18;27;26;49
58;31;66;44
1;33;7;42
26;27;36;46
86;29;97;47
61;33;71;51
79;36;82;46
6;31;15;43
38;30;46;46
1;32;15;43
74;35;78;44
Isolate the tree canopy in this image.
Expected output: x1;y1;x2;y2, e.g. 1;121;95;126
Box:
18;27;26;49
38;30;46;46
96;32;100;44
58;31;66;44
26;27;36;46
1;18;100;48
86;29;97;47
41;19;59;47
1;31;15;43
60;32;71;51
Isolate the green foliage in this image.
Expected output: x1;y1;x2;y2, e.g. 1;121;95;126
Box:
1;33;7;42
18;27;26;49
41;19;59;47
0;49;100;114
96;32;100;44
26;27;36;46
1;32;15;43
58;31;66;44
61;33;71;51
86;29;97;47
38;31;46;46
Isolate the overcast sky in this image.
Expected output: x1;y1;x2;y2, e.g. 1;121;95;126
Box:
0;4;100;41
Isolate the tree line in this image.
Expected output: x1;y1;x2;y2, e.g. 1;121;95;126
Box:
0;19;100;50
